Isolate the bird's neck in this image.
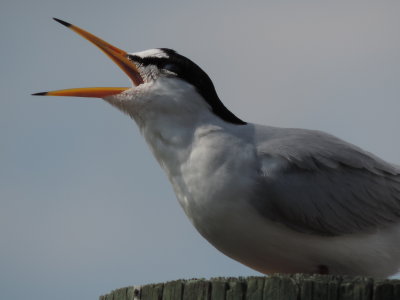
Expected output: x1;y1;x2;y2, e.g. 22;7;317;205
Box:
130;82;218;176
105;78;234;176
140;110;197;174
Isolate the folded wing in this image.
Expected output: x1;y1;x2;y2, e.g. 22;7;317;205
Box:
253;127;400;236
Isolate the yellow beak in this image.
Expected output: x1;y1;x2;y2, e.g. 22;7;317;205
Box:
32;18;143;98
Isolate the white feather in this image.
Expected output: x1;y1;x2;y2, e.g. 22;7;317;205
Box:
130;49;169;59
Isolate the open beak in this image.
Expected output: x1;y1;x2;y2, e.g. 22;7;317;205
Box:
32;18;143;98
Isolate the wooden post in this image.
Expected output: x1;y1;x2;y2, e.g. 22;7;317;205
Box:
99;274;400;300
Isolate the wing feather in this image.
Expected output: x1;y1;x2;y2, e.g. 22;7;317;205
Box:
253;127;400;236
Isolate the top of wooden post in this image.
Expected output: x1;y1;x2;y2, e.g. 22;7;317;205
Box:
99;274;400;300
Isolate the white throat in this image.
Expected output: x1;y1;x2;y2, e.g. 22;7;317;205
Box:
105;77;219;176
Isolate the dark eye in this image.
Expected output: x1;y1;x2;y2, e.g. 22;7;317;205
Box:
162;63;180;74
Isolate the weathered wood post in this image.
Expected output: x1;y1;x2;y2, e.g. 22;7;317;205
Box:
99;274;400;300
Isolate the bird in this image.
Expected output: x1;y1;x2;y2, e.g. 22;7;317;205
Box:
33;18;400;278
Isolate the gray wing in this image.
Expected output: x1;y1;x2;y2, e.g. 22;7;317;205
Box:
253;127;400;236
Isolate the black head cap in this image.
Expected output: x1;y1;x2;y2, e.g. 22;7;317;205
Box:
129;49;246;125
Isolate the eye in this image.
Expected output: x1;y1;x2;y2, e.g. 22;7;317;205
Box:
162;63;180;74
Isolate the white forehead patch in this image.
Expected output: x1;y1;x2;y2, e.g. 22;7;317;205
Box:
131;49;169;59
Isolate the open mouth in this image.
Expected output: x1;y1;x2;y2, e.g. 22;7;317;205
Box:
32;18;143;98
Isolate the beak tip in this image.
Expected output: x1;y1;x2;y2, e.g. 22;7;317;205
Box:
32;92;48;96
53;18;71;28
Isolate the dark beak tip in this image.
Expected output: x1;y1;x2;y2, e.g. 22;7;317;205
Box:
32;92;48;96
53;18;71;27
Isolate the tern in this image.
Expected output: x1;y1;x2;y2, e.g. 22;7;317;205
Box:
34;18;400;278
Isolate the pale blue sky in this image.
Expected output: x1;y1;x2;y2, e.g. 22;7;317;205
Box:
2;1;400;299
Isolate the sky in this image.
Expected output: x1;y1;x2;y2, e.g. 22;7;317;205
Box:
1;1;400;299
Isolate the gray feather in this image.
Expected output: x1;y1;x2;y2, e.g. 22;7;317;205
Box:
252;126;400;236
